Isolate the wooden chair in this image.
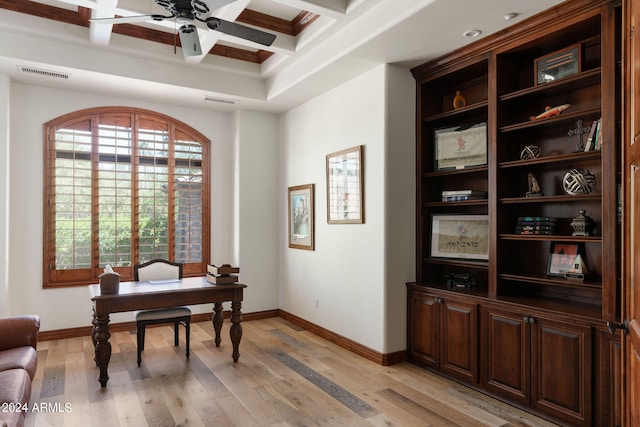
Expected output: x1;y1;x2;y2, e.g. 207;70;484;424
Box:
134;259;191;366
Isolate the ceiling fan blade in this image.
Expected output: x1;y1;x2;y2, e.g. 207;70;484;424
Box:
90;14;171;25
179;24;203;57
201;0;238;10
205;17;276;46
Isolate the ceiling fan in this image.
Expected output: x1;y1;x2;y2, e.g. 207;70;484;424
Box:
91;0;277;58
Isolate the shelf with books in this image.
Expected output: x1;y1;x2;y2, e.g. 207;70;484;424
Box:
499;234;602;243
499;194;601;204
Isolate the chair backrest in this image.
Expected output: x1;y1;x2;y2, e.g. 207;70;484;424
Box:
134;259;183;281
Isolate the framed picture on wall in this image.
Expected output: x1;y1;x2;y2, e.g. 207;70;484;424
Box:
288;184;315;250
326;145;364;224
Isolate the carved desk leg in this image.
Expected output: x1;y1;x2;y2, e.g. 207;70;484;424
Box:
230;300;243;363
94;313;112;387
91;304;98;366
213;302;224;347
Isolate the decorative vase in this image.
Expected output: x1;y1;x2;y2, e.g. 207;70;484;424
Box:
453;91;466;109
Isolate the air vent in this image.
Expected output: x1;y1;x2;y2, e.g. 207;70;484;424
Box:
17;66;70;80
203;95;238;105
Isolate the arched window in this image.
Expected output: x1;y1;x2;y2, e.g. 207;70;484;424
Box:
43;107;210;288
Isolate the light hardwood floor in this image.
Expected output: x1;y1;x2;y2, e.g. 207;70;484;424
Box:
26;317;560;427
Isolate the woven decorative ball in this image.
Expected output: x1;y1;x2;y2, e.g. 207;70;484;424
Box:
562;168;596;195
520;145;541;160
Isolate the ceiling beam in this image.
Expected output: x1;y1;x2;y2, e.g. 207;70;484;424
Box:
270;0;345;19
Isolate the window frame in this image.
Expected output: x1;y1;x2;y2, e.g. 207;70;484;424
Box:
43;106;210;288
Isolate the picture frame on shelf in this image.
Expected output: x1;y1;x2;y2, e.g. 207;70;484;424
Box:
535;43;582;85
288;184;315;250
434;122;487;171
326;145;364;224
547;242;581;277
430;214;489;260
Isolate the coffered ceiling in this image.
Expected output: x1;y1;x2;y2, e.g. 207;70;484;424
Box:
0;0;565;113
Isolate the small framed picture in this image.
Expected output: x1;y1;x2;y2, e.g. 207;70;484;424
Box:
430;214;489;260
288;184;314;250
547;242;580;276
434;122;487;171
326;145;364;224
535;43;582;85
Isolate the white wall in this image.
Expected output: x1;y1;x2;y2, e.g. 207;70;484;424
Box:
4;82;279;330
278;64;415;353
0;75;9;317
232;110;280;311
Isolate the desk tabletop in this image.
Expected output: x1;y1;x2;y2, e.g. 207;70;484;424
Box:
89;276;246;299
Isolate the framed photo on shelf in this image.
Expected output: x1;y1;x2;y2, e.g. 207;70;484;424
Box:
547;242;580;276
430;214;489;260
535;43;582;85
288;184;315;250
326;145;364;224
434;122;487;171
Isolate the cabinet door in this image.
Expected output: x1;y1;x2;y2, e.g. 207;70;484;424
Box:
530;317;592;427
440;298;478;383
408;292;439;368
481;306;530;405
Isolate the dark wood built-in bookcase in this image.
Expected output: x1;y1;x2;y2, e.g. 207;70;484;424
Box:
407;1;622;425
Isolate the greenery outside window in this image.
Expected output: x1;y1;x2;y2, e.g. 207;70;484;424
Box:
43;107;210;288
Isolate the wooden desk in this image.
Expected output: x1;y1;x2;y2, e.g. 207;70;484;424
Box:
89;276;246;387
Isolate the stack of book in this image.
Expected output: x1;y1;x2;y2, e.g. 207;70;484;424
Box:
206;264;240;285
441;190;487;202
515;216;557;235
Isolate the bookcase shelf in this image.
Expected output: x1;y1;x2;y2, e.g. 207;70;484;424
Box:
408;2;622;425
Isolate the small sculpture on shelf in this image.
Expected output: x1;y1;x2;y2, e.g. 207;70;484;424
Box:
530;103;570;121
570;209;596;236
526;172;543;197
565;254;588;282
562;168;596;195
567;119;591;151
452;91;466;109
520;145;541;160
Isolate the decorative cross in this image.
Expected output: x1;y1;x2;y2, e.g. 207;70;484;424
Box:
567;119;590;151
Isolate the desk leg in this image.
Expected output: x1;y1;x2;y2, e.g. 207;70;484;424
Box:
213;303;223;347
94;314;112;387
91;305;98;365
230;300;243;363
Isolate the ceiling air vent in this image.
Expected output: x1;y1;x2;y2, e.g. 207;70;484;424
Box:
203;95;238;105
17;66;69;80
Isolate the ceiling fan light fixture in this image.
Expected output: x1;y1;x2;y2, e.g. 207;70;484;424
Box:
179;24;202;56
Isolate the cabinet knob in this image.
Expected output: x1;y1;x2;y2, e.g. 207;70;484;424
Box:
523;316;536;324
435;297;443;304
528;316;536;324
